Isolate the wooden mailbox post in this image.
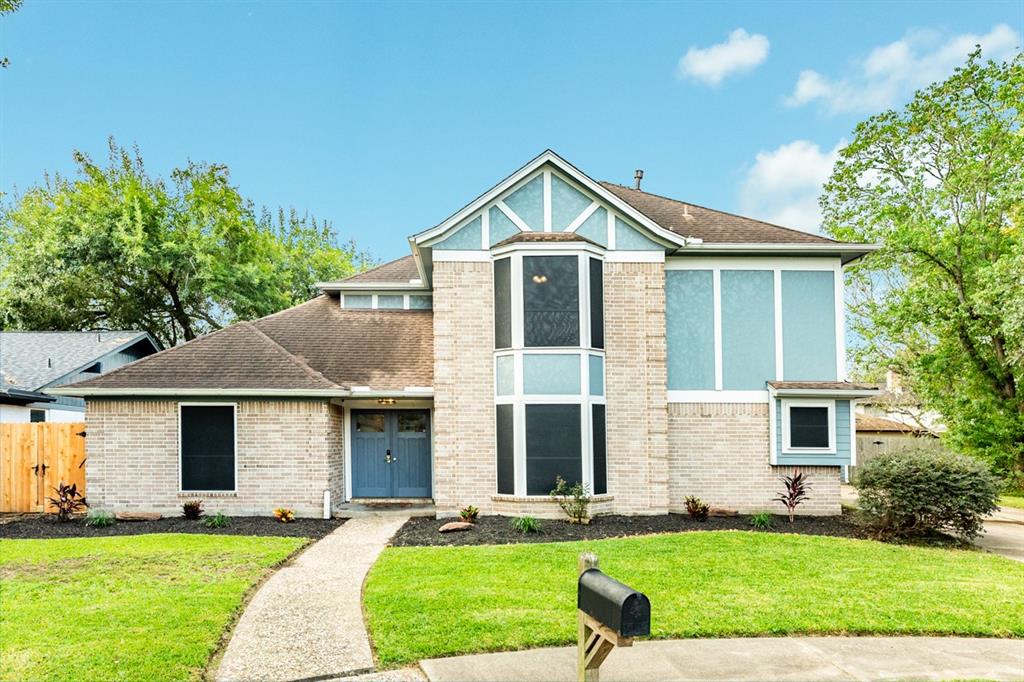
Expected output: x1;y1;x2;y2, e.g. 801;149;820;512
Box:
576;552;651;682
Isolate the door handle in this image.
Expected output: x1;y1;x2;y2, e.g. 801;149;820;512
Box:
385;449;392;464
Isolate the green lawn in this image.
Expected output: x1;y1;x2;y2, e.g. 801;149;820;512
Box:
364;531;1024;666
0;533;305;682
999;495;1024;510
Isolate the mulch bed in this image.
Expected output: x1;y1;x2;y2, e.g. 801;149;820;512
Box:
390;512;871;547
0;513;346;540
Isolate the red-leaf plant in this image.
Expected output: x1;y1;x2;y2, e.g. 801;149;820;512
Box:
774;469;811;522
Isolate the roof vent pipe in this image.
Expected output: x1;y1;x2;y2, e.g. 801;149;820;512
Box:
634;169;644;190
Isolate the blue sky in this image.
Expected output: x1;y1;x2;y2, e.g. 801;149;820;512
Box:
2;1;1021;261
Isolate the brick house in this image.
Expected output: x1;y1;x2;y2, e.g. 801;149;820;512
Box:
55;151;880;518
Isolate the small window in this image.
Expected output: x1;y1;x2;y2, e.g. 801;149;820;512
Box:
523;255;579;347
525;404;582;495
783;400;835;452
82;362;102;374
496;405;515;495
398;413;427;433
180;405;235;492
378;295;404;309
30;409;46;423
494;258;512;349
589;257;603;349
356;413;385;432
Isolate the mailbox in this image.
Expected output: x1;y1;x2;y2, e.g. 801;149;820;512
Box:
577;568;651;638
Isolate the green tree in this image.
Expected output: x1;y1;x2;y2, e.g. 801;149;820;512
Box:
822;49;1024;480
0;140;372;347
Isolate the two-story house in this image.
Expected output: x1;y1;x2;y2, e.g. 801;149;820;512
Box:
55;151;880;518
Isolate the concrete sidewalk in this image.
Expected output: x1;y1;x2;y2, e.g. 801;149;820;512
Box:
216;515;409;682
420;637;1024;681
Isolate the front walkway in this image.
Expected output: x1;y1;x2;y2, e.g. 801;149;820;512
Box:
420;637;1024;681
216;514;410;682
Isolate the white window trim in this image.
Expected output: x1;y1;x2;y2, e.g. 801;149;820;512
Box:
781;398;836;455
666;256;845;390
492;248;606;497
178;402;238;494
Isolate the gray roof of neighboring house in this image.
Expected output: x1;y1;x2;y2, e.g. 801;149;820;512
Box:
0;331;158;392
63;296;434;393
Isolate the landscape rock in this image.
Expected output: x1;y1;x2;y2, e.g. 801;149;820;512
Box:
438;521;473;533
115;511;162;522
708;507;738;517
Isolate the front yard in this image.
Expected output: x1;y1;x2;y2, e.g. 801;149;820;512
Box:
0;533;305;682
364;531;1024;666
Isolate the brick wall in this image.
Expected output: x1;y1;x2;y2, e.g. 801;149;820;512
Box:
604;261;670;515
432;260;497;514
85;398;340;517
667;402;841;515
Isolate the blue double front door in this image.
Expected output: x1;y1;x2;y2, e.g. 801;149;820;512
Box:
351;410;432;498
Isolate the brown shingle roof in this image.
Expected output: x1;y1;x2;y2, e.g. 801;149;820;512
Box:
768;381;881;391
600;182;840;245
493;232;600;248
856;416;926;433
342;256;421;284
67;296;433;392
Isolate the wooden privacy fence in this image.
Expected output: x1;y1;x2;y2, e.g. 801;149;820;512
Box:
0;422;87;513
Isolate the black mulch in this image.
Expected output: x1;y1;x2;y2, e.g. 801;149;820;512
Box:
390;512;872;547
0;514;346;540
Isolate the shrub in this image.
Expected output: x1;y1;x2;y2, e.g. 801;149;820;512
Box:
85;509;114;527
749;512;773;530
47;482;88;521
273;507;295;523
181;500;204;520
459;505;480;523
203;512;229;529
510;515;541;534
684;496;710;521
550;476;591;524
774;469;811;522
857;448;1000;540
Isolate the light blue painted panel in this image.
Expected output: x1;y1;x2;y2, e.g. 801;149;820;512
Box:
489;206;520;246
551;175;592;230
434;215;482;250
615;217;663;251
523;353;580;395
721;270;775;390
782;270;837;380
576;207;607;246
409;295;432;310
589;355;604;396
666;270;715;390
775;399;852;466
378;295;404;309
505;175;544;231
344;295;372;309
496;355;514;396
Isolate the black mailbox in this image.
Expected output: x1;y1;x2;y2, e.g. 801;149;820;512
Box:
577;568;651;638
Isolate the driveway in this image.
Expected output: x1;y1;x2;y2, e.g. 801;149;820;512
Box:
979;505;1024;563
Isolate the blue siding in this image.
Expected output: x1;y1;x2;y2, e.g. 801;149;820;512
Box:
551;175;592;230
781;270;837;380
434;215;481;250
721;270;775;390
489;206;519;246
504;175;544;231
666;270;715;390
776;399;851;466
615;217;663;251
575;207;607;246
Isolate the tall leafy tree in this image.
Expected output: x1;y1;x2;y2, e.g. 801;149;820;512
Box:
0;140;372;347
822;50;1024;479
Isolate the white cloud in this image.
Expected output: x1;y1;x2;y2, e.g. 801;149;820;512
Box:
739;140;845;233
785;23;1021;113
677;28;770;86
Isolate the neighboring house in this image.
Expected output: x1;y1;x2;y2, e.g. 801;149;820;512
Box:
54;151;881;518
0;331;159;423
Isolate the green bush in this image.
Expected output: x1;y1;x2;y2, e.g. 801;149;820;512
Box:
857;448;1000;539
684;496;710;521
203;512;230;529
510;516;541;534
749;512;773;530
85;509;114;527
550;477;591;524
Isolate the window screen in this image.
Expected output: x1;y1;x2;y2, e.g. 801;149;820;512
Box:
523;255;579;347
589;258;604;349
525;404;581;495
592;404;607;495
29;409;46;423
789;406;830;448
494;258;512;349
180;405;235;491
496;405;515;494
